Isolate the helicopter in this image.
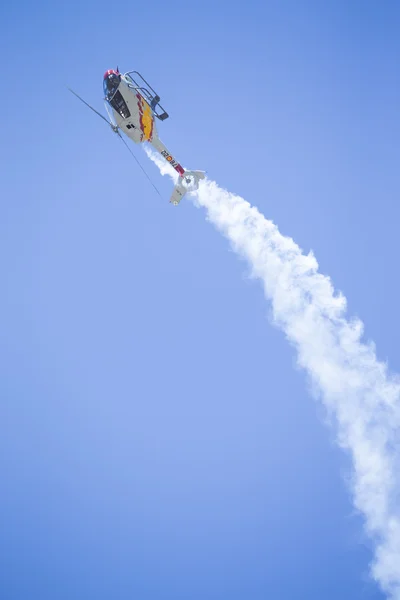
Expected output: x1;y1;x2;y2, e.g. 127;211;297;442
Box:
69;68;205;205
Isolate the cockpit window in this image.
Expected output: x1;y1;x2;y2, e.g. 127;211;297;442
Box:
103;73;130;119
103;74;120;101
109;91;131;119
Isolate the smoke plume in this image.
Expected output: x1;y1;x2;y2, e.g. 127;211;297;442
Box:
147;148;400;599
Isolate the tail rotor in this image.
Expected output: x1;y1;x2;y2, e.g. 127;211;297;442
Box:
170;170;206;206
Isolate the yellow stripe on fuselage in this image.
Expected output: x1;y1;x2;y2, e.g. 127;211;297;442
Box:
137;95;154;141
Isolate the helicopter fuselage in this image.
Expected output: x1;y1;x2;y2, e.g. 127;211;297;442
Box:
106;79;156;145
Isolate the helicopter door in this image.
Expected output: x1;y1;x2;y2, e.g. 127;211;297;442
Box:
110;91;131;119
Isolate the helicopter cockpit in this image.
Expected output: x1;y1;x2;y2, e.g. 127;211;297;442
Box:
103;70;131;119
103;71;121;101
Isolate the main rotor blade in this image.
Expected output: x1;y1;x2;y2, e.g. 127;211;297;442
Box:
68;87;161;199
118;135;162;199
68;87;114;129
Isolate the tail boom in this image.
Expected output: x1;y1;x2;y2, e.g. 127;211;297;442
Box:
150;136;205;206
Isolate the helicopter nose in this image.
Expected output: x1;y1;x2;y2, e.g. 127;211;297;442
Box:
104;69;116;79
103;70;121;99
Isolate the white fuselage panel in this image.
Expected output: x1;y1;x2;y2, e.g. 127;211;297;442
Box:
109;78;159;145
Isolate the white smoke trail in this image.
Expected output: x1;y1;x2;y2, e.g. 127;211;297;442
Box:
146;148;400;599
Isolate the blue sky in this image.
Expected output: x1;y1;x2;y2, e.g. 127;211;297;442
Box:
1;1;400;598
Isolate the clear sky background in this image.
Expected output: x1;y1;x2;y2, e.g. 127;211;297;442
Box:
1;1;399;599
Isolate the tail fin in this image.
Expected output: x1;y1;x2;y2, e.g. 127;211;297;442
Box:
170;170;206;206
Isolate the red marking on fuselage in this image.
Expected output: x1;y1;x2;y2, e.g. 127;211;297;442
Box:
136;93;145;141
104;69;119;79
